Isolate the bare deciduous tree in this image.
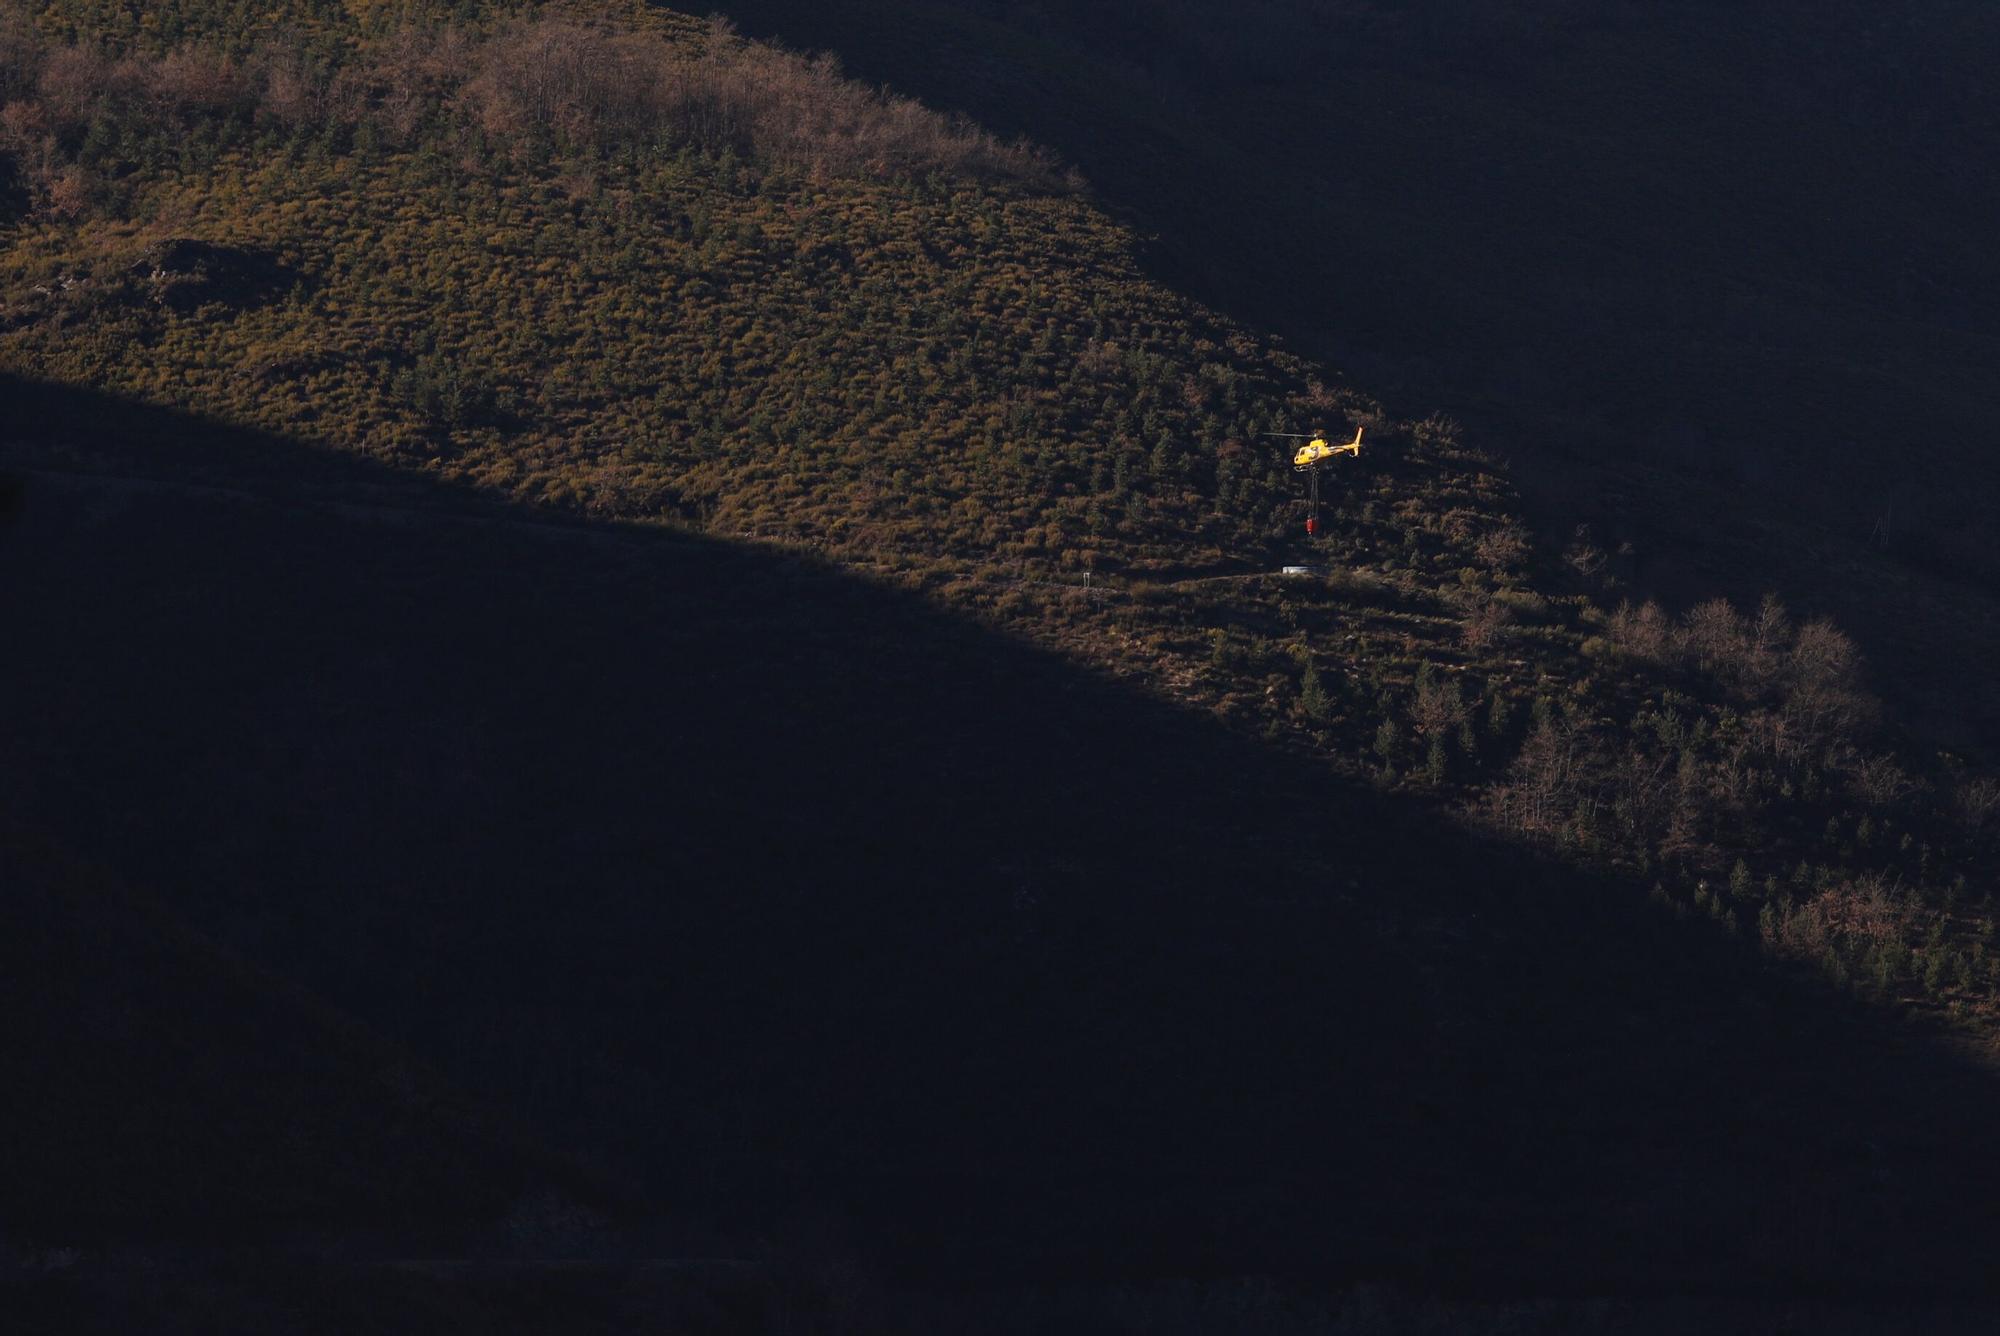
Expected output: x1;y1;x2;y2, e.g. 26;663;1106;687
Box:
1745;592;1792;688
146;46;250;123
1472;523;1530;573
1611;744;1675;843
1845;751;1920;808
1408;669;1468;739
1496;714;1586;837
1679;597;1745;676
1955;777;2000;835
1790;617;1861;690
1606;599;1672;661
1776;875;1910;959
34;44;112;140
0;15;1065;193
0;9;45;106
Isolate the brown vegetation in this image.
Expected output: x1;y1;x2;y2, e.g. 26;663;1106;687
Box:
1607;595;1871;734
6;0;2000;1057
0;11;1064;220
463;16;1057;182
1771;873;1912;958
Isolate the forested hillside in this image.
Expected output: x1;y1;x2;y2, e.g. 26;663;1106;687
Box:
7;0;2000;1325
712;0;2000;760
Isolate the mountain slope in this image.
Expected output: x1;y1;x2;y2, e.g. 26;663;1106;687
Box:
0;826;576;1245
6;0;2000;1115
708;0;2000;759
7;0;2000;1314
10;380;2000;1305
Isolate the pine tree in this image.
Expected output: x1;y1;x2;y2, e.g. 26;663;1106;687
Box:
1374;718;1400;768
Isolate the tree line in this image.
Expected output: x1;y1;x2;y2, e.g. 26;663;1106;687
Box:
0;8;1066;219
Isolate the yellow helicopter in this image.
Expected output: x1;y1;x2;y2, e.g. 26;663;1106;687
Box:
1263;425;1364;536
1284;425;1364;469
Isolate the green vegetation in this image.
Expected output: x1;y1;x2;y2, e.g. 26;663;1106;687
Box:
709;0;2000;834
4;0;1999;1036
9;0;2000;1317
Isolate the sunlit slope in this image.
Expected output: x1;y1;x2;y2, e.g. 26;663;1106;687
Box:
0;5;1379;582
1;161;1318;573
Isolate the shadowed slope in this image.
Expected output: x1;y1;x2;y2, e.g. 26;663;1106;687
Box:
6;379;2000;1299
0;833;587;1243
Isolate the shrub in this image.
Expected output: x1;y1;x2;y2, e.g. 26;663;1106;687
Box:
1472;523;1530;572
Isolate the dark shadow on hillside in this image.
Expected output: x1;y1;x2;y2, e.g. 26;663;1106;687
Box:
714;1;2000;450
0;828;569;1246
707;0;2000;757
128;238;309;314
7;377;2000;1301
0;154;25;226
